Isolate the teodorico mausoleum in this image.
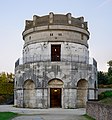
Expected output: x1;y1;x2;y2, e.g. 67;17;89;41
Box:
14;12;98;108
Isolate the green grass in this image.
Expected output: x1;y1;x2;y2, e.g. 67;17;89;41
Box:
98;91;112;105
0;112;18;120
99;97;112;105
98;90;112;100
83;114;95;120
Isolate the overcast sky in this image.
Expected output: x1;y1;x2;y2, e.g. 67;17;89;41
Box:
0;0;112;73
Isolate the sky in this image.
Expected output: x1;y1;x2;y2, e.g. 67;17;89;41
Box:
0;0;112;73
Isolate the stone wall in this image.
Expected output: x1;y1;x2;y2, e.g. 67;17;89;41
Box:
14;61;97;108
86;101;112;120
23;42;89;64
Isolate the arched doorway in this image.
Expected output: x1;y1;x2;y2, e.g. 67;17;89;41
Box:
48;79;63;108
76;79;88;108
23;80;36;108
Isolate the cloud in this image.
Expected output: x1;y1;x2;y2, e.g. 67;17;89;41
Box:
98;0;112;8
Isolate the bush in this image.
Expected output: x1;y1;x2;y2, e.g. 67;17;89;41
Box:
0;83;14;95
98;90;112;100
0;83;14;104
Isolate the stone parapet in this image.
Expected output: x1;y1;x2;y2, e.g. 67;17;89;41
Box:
24;13;88;31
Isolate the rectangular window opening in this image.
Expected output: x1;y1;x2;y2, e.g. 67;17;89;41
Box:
51;45;61;61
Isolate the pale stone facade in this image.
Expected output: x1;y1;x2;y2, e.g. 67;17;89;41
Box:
14;12;97;108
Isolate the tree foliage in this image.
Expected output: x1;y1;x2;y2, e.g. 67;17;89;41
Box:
0;72;14;83
0;83;14;95
98;71;108;85
0;72;14;97
107;60;112;67
107;65;112;84
98;60;112;85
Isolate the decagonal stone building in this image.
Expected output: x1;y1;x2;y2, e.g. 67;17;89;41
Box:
14;12;97;108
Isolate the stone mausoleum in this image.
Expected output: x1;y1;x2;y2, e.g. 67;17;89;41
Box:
14;12;97;108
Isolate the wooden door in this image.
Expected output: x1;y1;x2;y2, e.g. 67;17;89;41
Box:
50;88;61;108
51;45;61;61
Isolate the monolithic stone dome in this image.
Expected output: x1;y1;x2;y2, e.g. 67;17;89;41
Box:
22;13;89;48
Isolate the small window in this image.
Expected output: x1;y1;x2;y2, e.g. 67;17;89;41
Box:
58;33;62;36
82;24;84;28
29;36;31;40
50;33;53;36
51;45;61;61
16;81;17;85
81;34;83;40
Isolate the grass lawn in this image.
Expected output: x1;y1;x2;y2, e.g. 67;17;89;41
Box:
83;114;95;120
0;112;18;120
99;97;112;105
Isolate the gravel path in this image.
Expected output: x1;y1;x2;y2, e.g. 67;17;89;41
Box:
0;105;87;120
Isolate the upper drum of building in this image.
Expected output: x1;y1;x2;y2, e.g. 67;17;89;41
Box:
22;12;90;47
24;12;88;29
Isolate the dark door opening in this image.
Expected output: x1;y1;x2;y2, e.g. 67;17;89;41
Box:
51;45;61;61
50;88;61;108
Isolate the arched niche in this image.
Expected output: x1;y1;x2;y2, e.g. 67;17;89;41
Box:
23;80;36;108
76;79;88;108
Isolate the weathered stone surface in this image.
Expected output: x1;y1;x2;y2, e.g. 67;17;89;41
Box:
86;101;112;120
14;13;97;109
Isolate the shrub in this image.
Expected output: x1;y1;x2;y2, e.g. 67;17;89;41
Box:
98;90;112;100
0;83;14;95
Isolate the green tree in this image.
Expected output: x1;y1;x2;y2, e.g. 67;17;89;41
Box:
107;60;112;84
0;72;7;82
98;71;108;85
0;72;14;83
98;60;112;85
7;73;14;83
107;60;112;67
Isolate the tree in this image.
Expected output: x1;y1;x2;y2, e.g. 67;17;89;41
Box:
0;72;7;82
107;60;112;84
0;72;14;83
7;73;14;83
98;71;108;85
107;60;112;68
98;60;112;86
